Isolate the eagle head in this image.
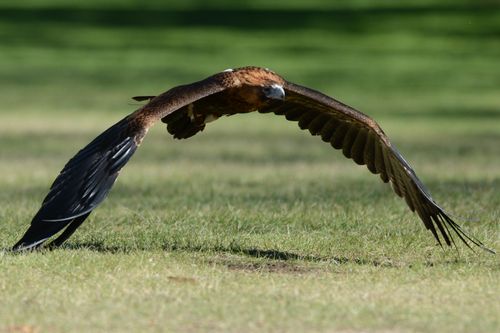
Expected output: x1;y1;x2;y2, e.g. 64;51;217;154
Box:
223;66;286;108
262;83;285;101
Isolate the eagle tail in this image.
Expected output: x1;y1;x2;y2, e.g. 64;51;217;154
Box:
12;116;143;251
162;109;206;139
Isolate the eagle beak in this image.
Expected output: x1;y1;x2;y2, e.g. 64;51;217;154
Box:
263;84;285;101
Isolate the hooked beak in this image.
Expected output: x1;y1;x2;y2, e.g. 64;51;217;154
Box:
263;84;285;101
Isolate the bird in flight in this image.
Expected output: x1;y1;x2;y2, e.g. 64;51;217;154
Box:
12;66;493;253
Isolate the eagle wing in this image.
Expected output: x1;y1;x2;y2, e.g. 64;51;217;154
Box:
257;81;492;252
13;76;228;251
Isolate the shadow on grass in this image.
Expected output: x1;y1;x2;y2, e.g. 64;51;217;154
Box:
44;240;444;268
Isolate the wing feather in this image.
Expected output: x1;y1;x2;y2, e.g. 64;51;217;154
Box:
350;128;368;165
363;132;377;173
298;111;320;130
373;141;389;182
284;107;307;121
319;118;340;142
330;122;349;150
308;114;330;135
342;126;359;159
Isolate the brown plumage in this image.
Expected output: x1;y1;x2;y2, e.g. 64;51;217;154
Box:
12;66;494;253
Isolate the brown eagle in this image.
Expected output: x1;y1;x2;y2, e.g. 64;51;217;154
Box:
12;66;493;253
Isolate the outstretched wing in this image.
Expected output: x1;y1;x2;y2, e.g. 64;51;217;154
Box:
258;82;492;252
13;74;229;251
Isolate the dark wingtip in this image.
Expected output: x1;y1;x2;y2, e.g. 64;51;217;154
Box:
12;117;141;251
12;237;50;252
438;210;496;254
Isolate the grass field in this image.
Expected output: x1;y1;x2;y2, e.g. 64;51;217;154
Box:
1;1;499;332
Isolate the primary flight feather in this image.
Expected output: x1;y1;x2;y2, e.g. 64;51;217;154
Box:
12;66;493;253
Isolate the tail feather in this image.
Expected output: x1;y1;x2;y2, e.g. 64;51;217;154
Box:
162;108;205;139
12;116;144;251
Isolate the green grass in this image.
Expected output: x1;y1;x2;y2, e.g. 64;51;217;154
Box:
0;1;499;332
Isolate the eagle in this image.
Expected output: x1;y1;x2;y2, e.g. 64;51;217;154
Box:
12;66;493;253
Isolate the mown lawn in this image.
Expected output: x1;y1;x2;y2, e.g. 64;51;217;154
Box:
0;1;499;332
